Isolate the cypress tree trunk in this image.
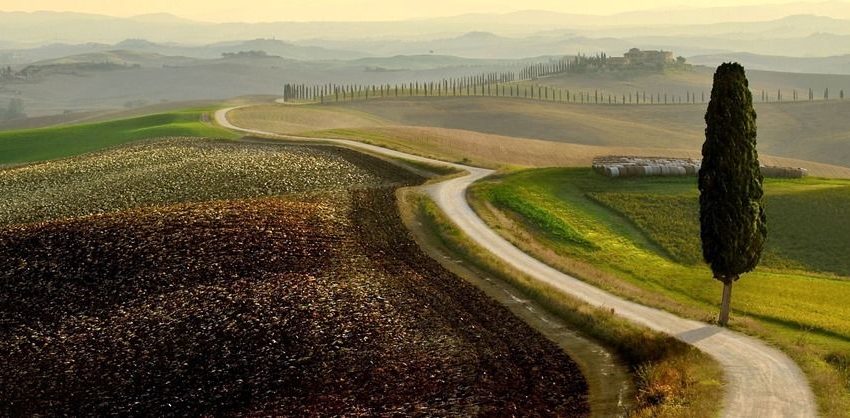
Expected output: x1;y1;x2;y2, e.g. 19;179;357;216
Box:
719;277;735;326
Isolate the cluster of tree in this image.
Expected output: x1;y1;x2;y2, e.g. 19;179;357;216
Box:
1;98;25;121
516;54;608;79
221;50;269;59
516;52;690;79
0;66;14;81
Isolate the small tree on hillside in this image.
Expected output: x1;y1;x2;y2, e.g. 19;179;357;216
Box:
2;98;25;121
699;63;767;327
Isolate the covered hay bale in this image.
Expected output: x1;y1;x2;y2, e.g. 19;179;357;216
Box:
593;156;703;178
761;166;808;178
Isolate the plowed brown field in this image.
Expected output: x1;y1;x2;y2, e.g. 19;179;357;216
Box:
0;138;588;416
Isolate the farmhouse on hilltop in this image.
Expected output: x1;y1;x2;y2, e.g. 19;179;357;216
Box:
607;48;677;69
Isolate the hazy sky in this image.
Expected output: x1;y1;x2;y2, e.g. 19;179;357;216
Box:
0;0;828;22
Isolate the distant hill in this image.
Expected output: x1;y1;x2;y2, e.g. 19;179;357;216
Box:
0;50;528;117
623;32;850;58
347;54;519;70
689;52;850;75
200;39;366;61
30;50;198;68
298;14;850;58
3;6;850;54
607;3;850;26
0;38;368;66
299;32;633;60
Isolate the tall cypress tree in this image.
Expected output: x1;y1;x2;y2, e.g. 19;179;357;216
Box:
699;63;767;327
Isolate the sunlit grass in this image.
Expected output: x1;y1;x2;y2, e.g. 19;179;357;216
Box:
0;108;237;165
470;167;850;416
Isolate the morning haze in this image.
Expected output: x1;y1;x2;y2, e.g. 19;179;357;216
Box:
4;0;844;22
1;1;849;417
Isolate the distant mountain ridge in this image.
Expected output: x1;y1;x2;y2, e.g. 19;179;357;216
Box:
0;38;369;65
3;5;850;61
2;4;850;45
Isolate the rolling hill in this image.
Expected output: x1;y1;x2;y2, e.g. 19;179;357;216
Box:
329;96;850;169
229;99;850;178
688;52;850;75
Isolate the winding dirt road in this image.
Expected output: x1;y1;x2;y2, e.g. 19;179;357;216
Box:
215;107;816;418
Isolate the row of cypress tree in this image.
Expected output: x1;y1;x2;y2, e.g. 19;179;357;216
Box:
283;78;845;106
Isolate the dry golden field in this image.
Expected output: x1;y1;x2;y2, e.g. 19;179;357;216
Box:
230;100;850;178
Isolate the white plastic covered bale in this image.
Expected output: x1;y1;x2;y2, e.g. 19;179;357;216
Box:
593;156;706;178
760;166;808;178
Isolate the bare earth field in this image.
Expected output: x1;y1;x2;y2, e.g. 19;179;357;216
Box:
0;138;588;416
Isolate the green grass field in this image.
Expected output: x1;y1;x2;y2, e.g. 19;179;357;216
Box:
470;168;850;416
0;108;237;166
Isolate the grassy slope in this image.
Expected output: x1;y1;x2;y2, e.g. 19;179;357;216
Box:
302;126;703;169
519;67;850;104
231;101;850;178
589;179;850;276
227;104;388;134
0;98;239;131
331;96;850;169
0;108;237;166
470;168;850;416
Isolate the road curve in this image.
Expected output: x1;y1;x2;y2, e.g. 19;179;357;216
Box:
215;107;817;417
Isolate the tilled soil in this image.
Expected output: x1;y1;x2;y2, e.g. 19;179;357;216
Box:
0;137;420;227
0;189;588;416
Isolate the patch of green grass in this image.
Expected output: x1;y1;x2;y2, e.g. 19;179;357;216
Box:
588;192;703;265
588;178;850;276
487;186;597;250
470;167;850;416
0;108;237;165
